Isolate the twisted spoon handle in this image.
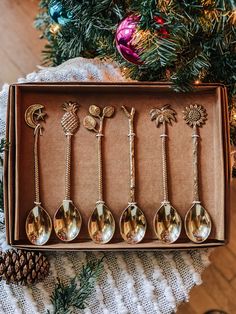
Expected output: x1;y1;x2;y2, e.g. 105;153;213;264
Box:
97;132;104;203
161;122;169;203
34;124;41;205
192;125;200;202
65;134;72;200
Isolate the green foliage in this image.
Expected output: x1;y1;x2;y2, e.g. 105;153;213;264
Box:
35;0;236;143
47;258;103;314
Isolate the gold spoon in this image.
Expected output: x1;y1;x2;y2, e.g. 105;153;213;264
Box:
183;104;212;243
150;105;182;243
25;104;52;245
53;101;82;242
83;105;115;244
119;106;147;244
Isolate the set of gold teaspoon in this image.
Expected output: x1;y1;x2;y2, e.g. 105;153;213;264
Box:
25;102;212;246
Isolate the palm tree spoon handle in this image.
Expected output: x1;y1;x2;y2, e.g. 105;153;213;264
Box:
150;105;182;243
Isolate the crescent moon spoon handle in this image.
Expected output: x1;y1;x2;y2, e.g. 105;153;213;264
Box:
25;104;52;246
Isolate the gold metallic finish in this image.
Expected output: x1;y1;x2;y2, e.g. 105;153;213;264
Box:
24;104;52;246
120;106;147;244
88;202;115;244
25;205;52;246
183;104;212;243
84;105;115;244
150;105;182;244
54;200;82;242
53;102;82;242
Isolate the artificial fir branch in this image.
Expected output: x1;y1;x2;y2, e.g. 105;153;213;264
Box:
47;258;103;314
35;0;236;145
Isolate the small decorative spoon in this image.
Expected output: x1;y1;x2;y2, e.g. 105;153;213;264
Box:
25;104;52;245
54;101;82;242
183;104;212;243
150;105;182;243
83;105;115;244
119;106;147;244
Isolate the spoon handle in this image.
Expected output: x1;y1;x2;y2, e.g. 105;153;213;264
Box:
96;131;104;203
122;106;136;203
65;134;72;200
161;122;169;203
34;125;41;205
192;125;200;202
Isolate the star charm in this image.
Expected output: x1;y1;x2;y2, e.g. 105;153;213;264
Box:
34;109;47;122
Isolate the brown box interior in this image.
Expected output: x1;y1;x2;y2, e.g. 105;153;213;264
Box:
4;83;230;250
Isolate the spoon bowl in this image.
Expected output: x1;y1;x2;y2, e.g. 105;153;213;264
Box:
120;204;147;244
54;200;82;242
185;202;211;243
88;202;115;244
153;203;182;244
25;205;52;245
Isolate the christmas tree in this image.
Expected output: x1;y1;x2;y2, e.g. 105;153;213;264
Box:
35;0;236;144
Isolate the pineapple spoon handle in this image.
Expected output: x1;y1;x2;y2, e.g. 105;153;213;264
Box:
61;101;80;201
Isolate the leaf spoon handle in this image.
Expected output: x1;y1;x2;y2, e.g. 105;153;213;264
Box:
83;105;115;244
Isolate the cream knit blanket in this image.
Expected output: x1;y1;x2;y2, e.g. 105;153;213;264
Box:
0;57;211;314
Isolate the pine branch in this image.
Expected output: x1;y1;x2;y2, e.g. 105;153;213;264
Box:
48;258;104;314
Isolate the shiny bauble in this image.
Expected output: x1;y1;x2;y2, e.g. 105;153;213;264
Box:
49;0;73;26
115;14;169;65
115;15;143;65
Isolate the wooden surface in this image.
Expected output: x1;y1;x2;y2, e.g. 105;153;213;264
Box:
0;1;236;313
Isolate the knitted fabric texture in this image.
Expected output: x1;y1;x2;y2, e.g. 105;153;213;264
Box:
0;57;211;314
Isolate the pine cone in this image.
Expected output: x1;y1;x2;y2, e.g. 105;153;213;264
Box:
0;249;50;285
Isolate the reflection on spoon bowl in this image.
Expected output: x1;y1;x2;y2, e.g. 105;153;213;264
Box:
185;203;212;243
120;203;147;244
25;205;52;245
54;200;82;242
154;202;182;244
88;202;115;244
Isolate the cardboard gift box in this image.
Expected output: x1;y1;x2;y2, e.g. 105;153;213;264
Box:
4;82;231;250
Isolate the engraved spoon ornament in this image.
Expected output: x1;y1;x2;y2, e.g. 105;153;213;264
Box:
120;106;147;244
83;105;115;244
53;102;82;242
183;104;212;243
150;105;182;243
25;104;52;245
